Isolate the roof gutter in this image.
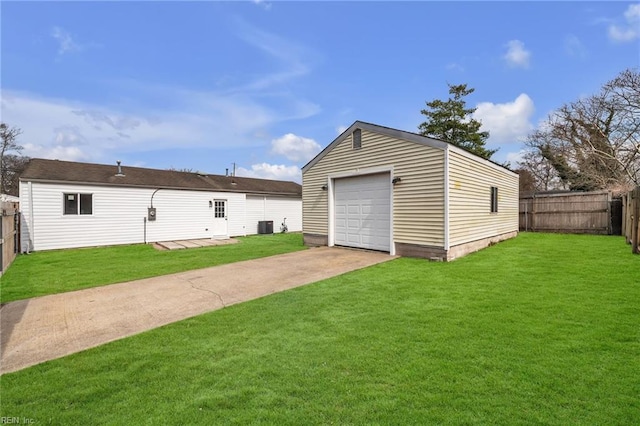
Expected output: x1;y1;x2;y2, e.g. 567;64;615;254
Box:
17;178;301;197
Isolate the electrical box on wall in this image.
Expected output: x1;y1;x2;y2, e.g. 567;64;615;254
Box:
148;207;157;221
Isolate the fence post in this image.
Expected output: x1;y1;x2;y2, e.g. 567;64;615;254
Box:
0;205;3;274
622;194;627;240
633;188;640;254
630;193;634;244
607;191;612;235
531;194;536;232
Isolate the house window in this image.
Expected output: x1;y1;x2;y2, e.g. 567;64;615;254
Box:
64;193;93;215
490;187;498;213
352;129;362;149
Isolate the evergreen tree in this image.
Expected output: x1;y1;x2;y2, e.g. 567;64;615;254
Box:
419;83;497;160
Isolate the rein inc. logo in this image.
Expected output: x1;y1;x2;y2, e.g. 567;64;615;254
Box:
1;418;35;424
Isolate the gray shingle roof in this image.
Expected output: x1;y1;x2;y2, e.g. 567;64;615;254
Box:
20;158;301;196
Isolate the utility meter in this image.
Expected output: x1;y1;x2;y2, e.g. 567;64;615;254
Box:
148;207;157;221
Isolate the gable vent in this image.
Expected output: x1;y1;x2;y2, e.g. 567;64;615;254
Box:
352;129;362;149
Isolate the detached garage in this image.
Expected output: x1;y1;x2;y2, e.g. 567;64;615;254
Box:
302;121;519;261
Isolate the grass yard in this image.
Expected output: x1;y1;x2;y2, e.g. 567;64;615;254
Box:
0;233;305;303
1;233;639;424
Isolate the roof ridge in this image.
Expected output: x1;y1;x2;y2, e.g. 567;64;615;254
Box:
20;158;301;196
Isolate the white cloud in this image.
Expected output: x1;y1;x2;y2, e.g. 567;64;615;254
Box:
564;35;588;59
51;26;82;55
270;133;321;162
473;93;535;144
608;4;640;42
446;62;465;72
22;143;89;162
232;19;317;92
236;163;301;182
503;40;531;69
336;125;348;135
506;150;526;166
252;0;272;10
0;85;316;163
6;22;322;173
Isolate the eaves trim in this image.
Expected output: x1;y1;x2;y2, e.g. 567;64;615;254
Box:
18;178;302;197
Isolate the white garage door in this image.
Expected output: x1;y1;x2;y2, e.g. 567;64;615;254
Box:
334;173;391;252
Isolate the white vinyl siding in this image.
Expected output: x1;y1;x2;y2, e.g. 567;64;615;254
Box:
265;197;302;233
20;182;248;251
303;129;445;246
245;195;302;234
447;149;519;247
245;196;266;235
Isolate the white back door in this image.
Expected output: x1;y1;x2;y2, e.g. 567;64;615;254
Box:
212;199;228;239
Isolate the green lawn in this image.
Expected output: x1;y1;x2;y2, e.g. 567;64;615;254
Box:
0;233;305;303
1;233;639;424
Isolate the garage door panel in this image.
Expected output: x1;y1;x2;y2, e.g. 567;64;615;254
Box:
334;173;391;252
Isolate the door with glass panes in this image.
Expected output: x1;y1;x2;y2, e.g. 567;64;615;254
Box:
212;199;228;238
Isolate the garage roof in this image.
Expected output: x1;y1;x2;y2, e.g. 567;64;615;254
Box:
20;158;302;196
302;121;515;176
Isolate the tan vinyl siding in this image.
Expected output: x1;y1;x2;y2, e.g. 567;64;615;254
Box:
302;173;329;235
303;130;445;246
448;150;519;246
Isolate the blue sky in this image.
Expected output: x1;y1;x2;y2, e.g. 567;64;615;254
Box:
2;1;639;182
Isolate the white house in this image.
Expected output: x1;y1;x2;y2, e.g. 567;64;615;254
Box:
302;121;519;261
20;159;302;252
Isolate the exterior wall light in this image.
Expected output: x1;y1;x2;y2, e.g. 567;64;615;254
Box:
321;184;329;191
392;177;402;185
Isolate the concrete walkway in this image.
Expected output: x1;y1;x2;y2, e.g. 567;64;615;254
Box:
0;247;394;374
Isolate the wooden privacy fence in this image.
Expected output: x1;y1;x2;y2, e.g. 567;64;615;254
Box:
1;201;20;275
621;187;640;254
519;191;619;235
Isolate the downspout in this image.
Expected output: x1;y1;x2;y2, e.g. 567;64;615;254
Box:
27;181;34;253
327;178;334;247
444;148;450;255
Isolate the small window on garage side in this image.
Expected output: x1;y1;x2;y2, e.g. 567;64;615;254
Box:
352;129;362;149
64;193;93;215
490;187;498;213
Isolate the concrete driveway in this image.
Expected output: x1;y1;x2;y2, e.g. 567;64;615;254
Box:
0;247;394;374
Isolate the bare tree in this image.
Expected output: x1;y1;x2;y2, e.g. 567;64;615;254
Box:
520;136;567;191
1;155;30;196
0;123;26;196
521;68;640;192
